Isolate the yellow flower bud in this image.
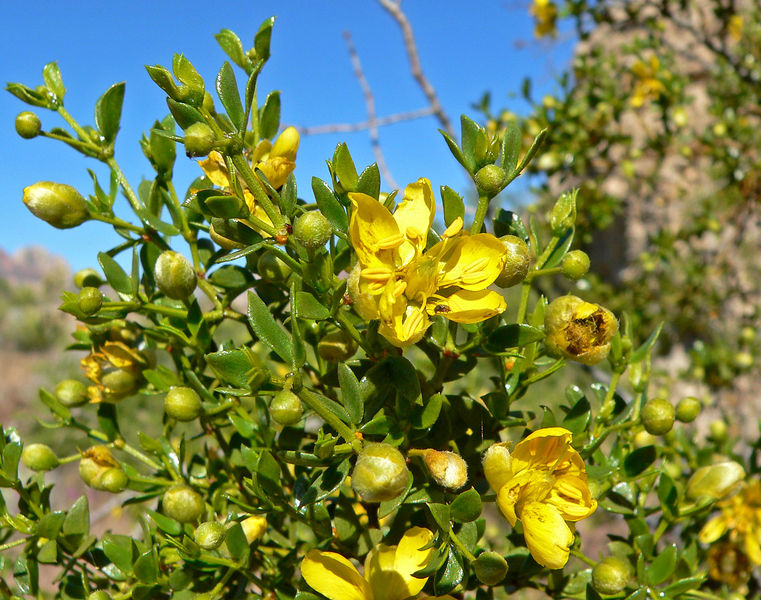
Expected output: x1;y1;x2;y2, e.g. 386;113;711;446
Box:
240;515;267;544
544;295;618;365
424;449;468;490
482;443;512;492
686;461;745;501
270;126;300;161
351;443;410;503
23;182;89;229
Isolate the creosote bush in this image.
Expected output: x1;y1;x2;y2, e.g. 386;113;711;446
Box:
2;14;760;600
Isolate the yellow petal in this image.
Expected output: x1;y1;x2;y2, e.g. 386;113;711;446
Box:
437;234;507;290
271;126;300;161
301;550;372;600
378;302;430;348
510;427;574;474
349;193;403;269
393;178;435;265
198;151;232;187
496;470;539;526
698;515;728;544
483;443;513;493
546;474;597;522
257;156;295;189
745;532;761;566
520;501;574;569
102;342;145;369
427;289;506;324
393;527;434;598
365;544;412;600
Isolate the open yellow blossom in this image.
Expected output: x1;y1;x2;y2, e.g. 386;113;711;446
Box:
483;427;597;569
630;56;666;108
81;341;147;403
348;178;507;347
198;126;300;234
699;479;761;566
301;527;437;600
531;0;557;38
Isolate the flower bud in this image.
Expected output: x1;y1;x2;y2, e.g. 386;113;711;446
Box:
100;370;139;398
98;467;129;493
675;396;701;423
88;592;112;600
55;379;89;407
184;122;216;157
474;164;506;195
710;419;728;442
195;521;226;550
347;263;378;321
164;386;202;422
483;443;512;492
293;211;332;249
270;390;303;426
240;515;267;544
23;182;89;229
209;220;247;250
544;295;618;365
641;398;675;435
317;330;358;361
257;252;291;283
561;250;590;280
73;268;103;289
686;461;745;501
21;443;59;472
592;556;631;595
155;251;197;300
15;111;41;139
474;551;508;585
550;190;577;235
494;236;531;288
424;449;468;490
78;287;103;316
162;485;204;523
351;443;410;503
271;127;300;162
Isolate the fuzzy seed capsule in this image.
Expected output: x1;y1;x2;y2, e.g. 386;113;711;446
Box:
561;250;590;280
474;551;508;585
55;379;89;407
73;268;103;289
641;398;675;435
317;330;358;361
21;443;59;472
23;182;89;229
195;521;226;550
293;211;332;249
270;390;303;426
474;164;506;195
78;287;103;315
15;111;41;139
495;235;531;288
184;122;215;157
257;252;291;283
164;387;202;422
592;556;631;595
162;485;204;523
154;251;197;300
351;443;410;503
675;396;701;423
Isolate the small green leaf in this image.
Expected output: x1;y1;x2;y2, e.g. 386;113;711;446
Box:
436;546;465;592
145;509;183;536
226;522;250;561
196;190;248;219
172;54;204;91
631;323;664;363
439;129;469;171
247;291;293;363
501;120;521;174
62;496;90;538
42;61;65;100
388;357;422;404
255;16;276;62
412;393;443;429
459;115;480;172
166;98;204;129
451;488;482;523
133;550;159;583
95;82;126;145
37;540;58;564
356;164;380;198
293;291;330;320
485;324;544;352
441;186;464;227
624;446;656;478
540;228;575;269
338;364;363;425
215;29;248;70
206;349;261;388
428;503;451;532
663;575;706;595
493;209;530;241
216;62;245;131
657;473;678;517
37;512;66;540
562;396;591;438
312;177;348;233
98;252;132;295
646;544;677;586
103;534;135;575
333;143;358;192
145;65;179;98
259;91;281;140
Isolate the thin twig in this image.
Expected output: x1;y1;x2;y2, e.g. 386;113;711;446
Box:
378;0;456;138
295;107;435;135
343;31;399;189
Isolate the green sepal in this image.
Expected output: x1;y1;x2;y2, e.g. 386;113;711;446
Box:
95;82;126;145
441;186;465;227
42;61;66;101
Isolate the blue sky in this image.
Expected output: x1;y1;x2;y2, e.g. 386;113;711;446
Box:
1;1;573;272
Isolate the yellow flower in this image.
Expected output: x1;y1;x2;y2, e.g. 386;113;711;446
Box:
544;295;618;365
348;178;507;347
531;0;557;38
728;15;744;43
197;126;300;234
301;527;436;600
630;56;666;108
81;341;146;402
483;427;597;569
699;479;761;566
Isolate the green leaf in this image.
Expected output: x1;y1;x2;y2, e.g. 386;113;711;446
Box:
166;98;204;129
95;82;126;145
338;364;363;425
216;62;245;131
37;512;66;540
38;388;70;423
255;16;276;62
98;252;133;295
247;291;293;363
145;509;182;536
459;115;480;172
388;357;422;404
441;186;465;227
103;534;135;575
133;550;159;583
206;349;259;388
293;291;330;321
62;496;90;538
540;228;575;269
562;395;591;438
312;177;348;233
663;575;706;595
356;164;381;198
172;54;204;91
259;91;281;140
5;82;51;108
42;61;65;100
195;190;249;219
333;143;358;192
646;544;677;586
624;446;656;478
450;487;482;523
493;209;530;241
428;503;451;532
631;323;664;363
439;130;469;171
37;540;58;564
657;473;678;517
225;522;250;561
97;403;120;441
281;174;297;218
501;120;521;174
145;65;179;98
512;128;548;179
412;393;443;429
436;546;465;592
215;29;248;70
485;324;544;352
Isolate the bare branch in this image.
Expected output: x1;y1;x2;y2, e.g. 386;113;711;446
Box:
378;0;456;138
341;31;398;189
294;107;435;136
